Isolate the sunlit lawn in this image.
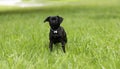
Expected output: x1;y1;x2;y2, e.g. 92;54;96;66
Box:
0;0;120;69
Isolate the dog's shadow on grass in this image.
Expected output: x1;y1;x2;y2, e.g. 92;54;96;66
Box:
44;42;66;54
53;44;63;53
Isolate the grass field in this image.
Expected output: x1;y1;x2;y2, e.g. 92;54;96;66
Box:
0;1;120;69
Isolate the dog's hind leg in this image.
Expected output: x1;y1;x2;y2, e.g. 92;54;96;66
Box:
49;41;53;52
63;32;67;43
61;41;66;53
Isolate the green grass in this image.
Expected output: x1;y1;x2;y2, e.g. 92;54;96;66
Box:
0;2;120;69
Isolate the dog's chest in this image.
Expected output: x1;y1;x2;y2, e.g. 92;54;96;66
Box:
50;27;63;40
51;32;62;43
51;31;61;38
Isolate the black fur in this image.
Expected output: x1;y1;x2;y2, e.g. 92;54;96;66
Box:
44;16;67;53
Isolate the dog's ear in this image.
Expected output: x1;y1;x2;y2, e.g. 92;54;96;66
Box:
44;16;50;23
57;16;63;24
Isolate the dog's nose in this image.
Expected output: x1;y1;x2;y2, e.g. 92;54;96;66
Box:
53;20;56;23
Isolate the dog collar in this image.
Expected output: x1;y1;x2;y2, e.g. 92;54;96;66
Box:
51;28;58;34
53;30;57;33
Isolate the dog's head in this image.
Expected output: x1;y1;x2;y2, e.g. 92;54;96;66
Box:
44;16;63;29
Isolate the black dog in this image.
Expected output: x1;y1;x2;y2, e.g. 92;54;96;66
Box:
44;16;67;53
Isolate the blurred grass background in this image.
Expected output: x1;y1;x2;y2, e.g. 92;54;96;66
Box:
0;0;120;69
0;0;120;12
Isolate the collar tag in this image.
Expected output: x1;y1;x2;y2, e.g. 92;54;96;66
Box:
54;31;57;33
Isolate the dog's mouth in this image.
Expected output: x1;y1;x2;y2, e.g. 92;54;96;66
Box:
50;24;60;30
51;25;58;29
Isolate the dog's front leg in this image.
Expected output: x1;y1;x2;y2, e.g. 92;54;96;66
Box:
49;41;53;52
61;41;66;53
